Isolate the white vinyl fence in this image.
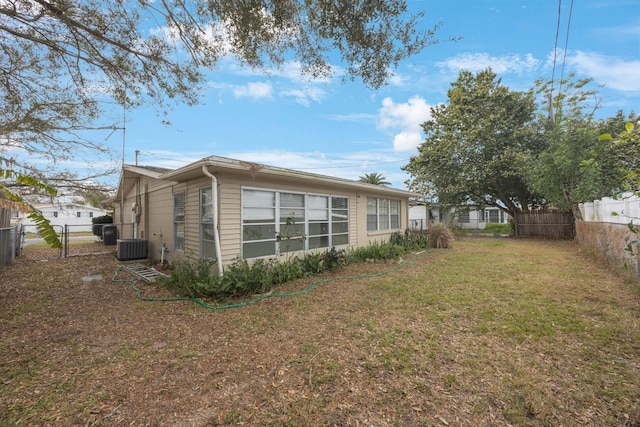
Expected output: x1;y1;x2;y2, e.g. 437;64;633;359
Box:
580;192;640;224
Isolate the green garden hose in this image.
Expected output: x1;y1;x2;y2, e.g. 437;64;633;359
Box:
112;250;428;311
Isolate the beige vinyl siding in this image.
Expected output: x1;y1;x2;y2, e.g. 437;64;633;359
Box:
218;180;241;266
141;178;175;261
183;178;209;261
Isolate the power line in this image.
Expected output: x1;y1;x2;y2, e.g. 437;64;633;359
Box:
550;0;563;93
548;0;563;122
558;0;574;96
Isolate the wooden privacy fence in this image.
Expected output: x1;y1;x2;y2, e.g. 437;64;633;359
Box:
514;212;575;239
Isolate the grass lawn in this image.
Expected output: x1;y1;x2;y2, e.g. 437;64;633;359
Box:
0;237;638;426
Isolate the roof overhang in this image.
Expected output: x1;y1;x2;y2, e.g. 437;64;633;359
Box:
114;164;174;202
160;155;420;198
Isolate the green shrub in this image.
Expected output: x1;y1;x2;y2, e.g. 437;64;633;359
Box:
160;258;222;298
268;257;304;284
391;229;430;250
161;240;422;300
300;251;323;275
345;241;407;263
91;214;113;238
321;247;346;270
484;222;512;234
222;258;272;295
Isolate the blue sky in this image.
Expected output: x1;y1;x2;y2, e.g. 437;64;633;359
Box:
103;0;639;189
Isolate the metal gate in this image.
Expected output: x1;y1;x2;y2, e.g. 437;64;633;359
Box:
17;224;64;260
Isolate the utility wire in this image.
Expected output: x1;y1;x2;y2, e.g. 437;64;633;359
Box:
550;0;562;92
558;0;574;96
549;0;563;123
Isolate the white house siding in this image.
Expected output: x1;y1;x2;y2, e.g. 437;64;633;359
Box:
409;205;510;230
20;204;108;232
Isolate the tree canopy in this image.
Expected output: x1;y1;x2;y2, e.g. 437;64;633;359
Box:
1;0;446;183
527;77;638;219
403;69;543;217
404;69;638;221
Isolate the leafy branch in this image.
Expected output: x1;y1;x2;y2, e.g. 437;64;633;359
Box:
0;168;61;248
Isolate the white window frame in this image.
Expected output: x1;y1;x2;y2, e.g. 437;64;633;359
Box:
200;188;216;259
242;187;350;259
173;192;185;252
367;197;401;231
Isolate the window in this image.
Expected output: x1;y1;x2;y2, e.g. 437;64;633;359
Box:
458;211;470;223
77;212;81;218
331;197;349;246
308;195;329;250
53;211;58;218
174;193;185;252
242;189;349;259
280;192;305;253
200;188;216;259
89;212;93;218
486;209;500;223
242;189;277;258
367;198;401;231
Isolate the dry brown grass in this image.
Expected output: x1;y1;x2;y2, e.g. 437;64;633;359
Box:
1;237;638;426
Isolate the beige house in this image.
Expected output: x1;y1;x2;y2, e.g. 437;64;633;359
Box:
114;156;417;273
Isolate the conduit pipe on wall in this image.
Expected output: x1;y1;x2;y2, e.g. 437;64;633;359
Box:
202;165;224;277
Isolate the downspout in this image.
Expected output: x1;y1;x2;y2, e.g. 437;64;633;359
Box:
202;166;224;277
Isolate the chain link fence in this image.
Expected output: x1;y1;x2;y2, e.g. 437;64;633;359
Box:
17;224;64;260
11;222;137;262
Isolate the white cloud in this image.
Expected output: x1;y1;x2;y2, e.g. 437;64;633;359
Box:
323;112;376;123
378;96;431;130
437;53;540;74
232;81;273;99
392;131;423;152
566;50;640;92
377;96;432;152
281;86;326;106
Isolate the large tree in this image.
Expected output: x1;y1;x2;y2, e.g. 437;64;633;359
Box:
403;69;543;217
527;76;638;219
1;0;446;177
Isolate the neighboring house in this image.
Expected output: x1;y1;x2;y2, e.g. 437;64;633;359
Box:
16;203;110;232
113;156;418;271
409;204;510;230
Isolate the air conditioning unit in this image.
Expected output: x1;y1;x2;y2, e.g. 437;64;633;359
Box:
117;239;148;261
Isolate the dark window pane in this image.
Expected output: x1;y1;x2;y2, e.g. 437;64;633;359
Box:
243;241;276;258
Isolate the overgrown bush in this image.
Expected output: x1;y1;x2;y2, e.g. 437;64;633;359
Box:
428;223;454;248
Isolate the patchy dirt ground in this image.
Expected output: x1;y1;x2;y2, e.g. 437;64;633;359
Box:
1;238;639;426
